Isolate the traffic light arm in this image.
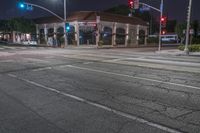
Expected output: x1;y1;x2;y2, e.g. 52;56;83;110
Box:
138;0;164;51
24;2;64;21
139;2;161;12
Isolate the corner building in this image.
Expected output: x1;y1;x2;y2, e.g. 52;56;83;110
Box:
35;11;148;47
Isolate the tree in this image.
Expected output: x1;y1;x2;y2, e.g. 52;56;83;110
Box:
105;5;130;16
166;20;177;33
0;20;11;33
105;5;152;21
8;18;36;33
175;22;186;44
0;18;36;33
105;5;158;34
192;20;199;37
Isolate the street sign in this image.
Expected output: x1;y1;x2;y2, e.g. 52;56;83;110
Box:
134;0;139;9
140;5;150;11
183;29;194;35
190;29;194;34
26;5;33;11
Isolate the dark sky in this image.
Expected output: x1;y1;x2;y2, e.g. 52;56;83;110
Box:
0;0;200;21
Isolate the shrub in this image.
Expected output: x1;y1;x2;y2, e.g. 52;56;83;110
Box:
192;37;200;44
178;45;184;51
147;37;159;44
59;37;65;45
178;44;200;52
98;40;104;46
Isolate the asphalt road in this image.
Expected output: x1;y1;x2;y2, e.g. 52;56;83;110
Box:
0;47;200;133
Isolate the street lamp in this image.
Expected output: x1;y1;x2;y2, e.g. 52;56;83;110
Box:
64;0;68;47
184;0;193;55
17;0;68;47
20;3;25;8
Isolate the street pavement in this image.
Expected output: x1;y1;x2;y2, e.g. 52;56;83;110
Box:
0;46;200;133
0;45;52;51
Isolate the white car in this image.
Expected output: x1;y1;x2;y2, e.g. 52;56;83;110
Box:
22;40;37;45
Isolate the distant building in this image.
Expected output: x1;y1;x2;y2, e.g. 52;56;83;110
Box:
0;31;33;44
34;11;148;47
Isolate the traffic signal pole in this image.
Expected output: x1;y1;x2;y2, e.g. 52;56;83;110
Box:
158;0;163;51
23;2;64;21
18;1;68;47
138;1;163;51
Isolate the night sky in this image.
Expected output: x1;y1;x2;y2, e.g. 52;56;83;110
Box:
0;0;200;21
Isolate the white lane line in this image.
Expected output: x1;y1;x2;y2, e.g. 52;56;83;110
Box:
7;73;183;133
32;67;52;72
63;65;200;90
0;60;14;63
2;46;16;49
83;62;94;65
23;58;50;63
126;58;200;67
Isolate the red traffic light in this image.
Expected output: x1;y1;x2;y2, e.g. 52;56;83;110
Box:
161;16;167;22
128;0;134;9
161;16;167;28
161;17;165;22
161;30;167;35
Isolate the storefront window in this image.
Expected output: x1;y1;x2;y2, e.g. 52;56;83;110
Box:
79;26;96;45
116;28;126;45
67;26;75;45
101;27;112;45
139;30;145;45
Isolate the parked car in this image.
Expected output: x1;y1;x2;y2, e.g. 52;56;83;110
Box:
161;34;179;43
22;40;37;45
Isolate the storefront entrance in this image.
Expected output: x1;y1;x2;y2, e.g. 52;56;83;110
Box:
79;25;96;45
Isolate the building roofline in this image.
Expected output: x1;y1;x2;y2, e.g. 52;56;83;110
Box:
34;11;148;26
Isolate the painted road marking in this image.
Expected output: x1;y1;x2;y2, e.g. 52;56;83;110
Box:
7;73;183;133
64;65;200;90
126;57;200;67
32;67;52;72
30;64;200;91
83;62;94;65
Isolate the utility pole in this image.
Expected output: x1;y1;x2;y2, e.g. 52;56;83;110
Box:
184;0;193;55
139;1;163;51
158;0;163;51
64;0;68;47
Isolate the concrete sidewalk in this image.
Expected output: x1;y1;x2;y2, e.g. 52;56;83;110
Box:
156;49;200;56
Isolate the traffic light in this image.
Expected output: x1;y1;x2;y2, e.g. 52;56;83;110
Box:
161;29;167;35
17;1;33;11
17;1;26;9
161;16;167;35
161;16;167;28
65;23;70;32
128;0;134;9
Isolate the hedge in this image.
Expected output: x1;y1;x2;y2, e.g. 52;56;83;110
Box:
178;44;200;52
147;37;159;44
192;37;200;44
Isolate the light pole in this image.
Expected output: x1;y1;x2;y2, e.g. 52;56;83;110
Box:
184;0;193;55
64;0;68;47
20;0;68;47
